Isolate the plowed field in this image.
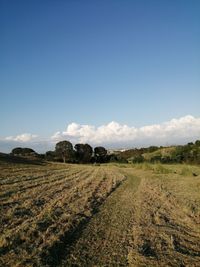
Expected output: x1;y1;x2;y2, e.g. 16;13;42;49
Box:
1;162;200;266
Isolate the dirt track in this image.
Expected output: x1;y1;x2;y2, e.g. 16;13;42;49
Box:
61;168;200;267
61;170;141;266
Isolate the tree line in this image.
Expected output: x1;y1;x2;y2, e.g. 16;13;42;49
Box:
11;141;114;164
10;139;200;165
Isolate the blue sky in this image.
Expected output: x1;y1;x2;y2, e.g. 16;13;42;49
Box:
0;0;200;151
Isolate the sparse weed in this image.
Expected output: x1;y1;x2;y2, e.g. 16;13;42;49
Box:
180;166;192;176
154;164;171;174
141;162;154;171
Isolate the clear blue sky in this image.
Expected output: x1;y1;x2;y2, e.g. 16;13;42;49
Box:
1;0;200;138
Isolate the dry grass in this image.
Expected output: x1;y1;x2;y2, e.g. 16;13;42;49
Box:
0;162;125;266
1;161;200;266
61;170;141;266
127;166;200;267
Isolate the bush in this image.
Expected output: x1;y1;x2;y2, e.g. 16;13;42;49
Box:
11;147;38;157
131;155;144;163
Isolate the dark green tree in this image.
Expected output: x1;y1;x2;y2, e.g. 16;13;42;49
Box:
195;140;200;146
45;151;56;161
55;141;74;163
74;143;93;163
94;146;107;163
11;147;37;156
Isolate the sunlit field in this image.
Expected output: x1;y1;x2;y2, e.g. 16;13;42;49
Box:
1;160;200;266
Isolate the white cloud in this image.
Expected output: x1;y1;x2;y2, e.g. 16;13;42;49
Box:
5;133;38;142
51;115;200;148
1;115;200;153
1;134;52;153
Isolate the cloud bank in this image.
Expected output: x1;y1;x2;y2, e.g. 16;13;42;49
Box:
51;115;200;148
5;133;38;142
1;115;200;153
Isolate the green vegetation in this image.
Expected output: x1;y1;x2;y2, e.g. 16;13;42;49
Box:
10;141;110;164
8;139;200;165
11;147;37;156
119;140;200;164
55;141;74;163
74;143;93;163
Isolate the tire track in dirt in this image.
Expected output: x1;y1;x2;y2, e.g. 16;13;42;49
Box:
61;170;141;267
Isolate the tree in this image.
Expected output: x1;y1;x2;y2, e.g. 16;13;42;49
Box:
195;140;200;146
74;143;93;163
11;147;37;157
55;141;74;163
45;151;56;161
94;146;107;163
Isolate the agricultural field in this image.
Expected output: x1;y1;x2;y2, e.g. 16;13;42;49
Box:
0;160;200;266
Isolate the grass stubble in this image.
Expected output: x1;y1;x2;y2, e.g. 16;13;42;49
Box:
0;161;200;266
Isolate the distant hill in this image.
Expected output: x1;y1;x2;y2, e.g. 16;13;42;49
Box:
119;146;161;160
119;140;200;164
142;146;176;160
